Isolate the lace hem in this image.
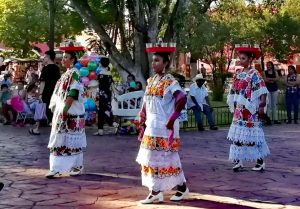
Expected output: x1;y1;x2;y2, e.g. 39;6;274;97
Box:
48;132;86;149
49;152;83;173
227;123;265;144
229;143;270;162
141;172;186;192
136;147;182;168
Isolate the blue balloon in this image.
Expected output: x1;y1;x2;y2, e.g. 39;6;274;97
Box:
84;98;96;111
74;62;82;70
96;67;102;75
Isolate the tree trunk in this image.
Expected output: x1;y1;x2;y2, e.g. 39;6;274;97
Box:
69;0;140;82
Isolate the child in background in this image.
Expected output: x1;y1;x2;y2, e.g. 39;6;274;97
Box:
0;84;15;125
25;84;39;112
12;80;26;99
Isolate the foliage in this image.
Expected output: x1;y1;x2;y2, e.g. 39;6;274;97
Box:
180;0;300;101
0;0;84;57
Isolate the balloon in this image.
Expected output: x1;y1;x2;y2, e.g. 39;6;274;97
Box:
88;80;99;88
89;52;100;61
96;67;102;75
88;71;97;80
80;56;90;67
74;62;82;70
81;76;90;87
87;61;97;71
129;81;136;88
84;98;96;111
80;67;89;77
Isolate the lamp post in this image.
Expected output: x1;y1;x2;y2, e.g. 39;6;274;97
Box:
48;0;55;50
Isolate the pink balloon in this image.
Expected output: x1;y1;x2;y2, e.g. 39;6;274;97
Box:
81;77;90;87
88;71;97;80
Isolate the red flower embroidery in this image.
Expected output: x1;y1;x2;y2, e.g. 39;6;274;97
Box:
245;88;251;98
242;109;251;120
246;122;254;128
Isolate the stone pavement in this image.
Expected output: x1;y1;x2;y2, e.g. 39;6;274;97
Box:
0;124;300;209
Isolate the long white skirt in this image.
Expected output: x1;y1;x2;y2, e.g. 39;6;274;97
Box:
136;146;186;192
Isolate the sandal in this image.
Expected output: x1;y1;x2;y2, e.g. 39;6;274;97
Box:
29;128;40;135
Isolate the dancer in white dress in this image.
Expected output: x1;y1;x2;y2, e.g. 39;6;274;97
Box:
46;51;86;178
136;47;189;204
227;46;270;172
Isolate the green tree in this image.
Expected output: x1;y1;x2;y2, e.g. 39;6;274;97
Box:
0;0;84;57
67;0;215;84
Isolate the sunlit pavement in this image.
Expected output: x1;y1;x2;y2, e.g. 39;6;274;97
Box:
0;124;299;209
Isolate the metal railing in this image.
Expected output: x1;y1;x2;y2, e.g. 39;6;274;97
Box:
183;93;300;129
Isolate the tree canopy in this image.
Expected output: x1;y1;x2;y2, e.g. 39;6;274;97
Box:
0;0;84;57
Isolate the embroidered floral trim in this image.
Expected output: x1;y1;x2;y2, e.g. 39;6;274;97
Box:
141;135;180;152
145;77;173;97
232;119;262;128
50;146;82;156
141;165;182;178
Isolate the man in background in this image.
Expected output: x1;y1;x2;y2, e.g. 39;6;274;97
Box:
188;74;218;131
39;50;60;124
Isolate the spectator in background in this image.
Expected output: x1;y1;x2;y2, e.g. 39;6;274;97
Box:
199;64;207;78
0;84;15;125
93;57;119;136
123;74;136;93
263;61;280;125
12;80;26;99
135;81;143;91
188;74;218;131
284;65;299;124
1;74;12;87
39;50;60;124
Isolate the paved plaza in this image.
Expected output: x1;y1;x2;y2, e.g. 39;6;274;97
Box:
0;124;299;209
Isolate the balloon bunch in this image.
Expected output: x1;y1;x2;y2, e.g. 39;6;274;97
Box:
74;52;102;88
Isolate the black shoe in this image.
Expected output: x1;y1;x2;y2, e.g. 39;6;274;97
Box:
198;127;205;131
210;126;218;130
287;120;292;124
295;121;298;124
274;120;281;124
3;121;10;125
0;182;4;191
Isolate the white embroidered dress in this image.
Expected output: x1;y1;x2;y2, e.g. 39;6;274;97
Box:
136;74;186;192
227;68;270;161
48;68;86;173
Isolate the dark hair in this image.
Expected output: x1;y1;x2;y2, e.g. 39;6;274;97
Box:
154;52;171;69
135;81;143;90
266;61;275;72
4;74;11;79
288;65;297;74
45;50;56;61
100;57;110;68
127;74;136;81
26;83;37;93
1;84;8;90
65;51;78;65
239;51;254;59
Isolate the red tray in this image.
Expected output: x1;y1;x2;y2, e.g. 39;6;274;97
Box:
59;46;85;51
146;47;176;53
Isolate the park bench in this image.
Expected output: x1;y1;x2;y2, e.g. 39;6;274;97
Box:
112;90;144;122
